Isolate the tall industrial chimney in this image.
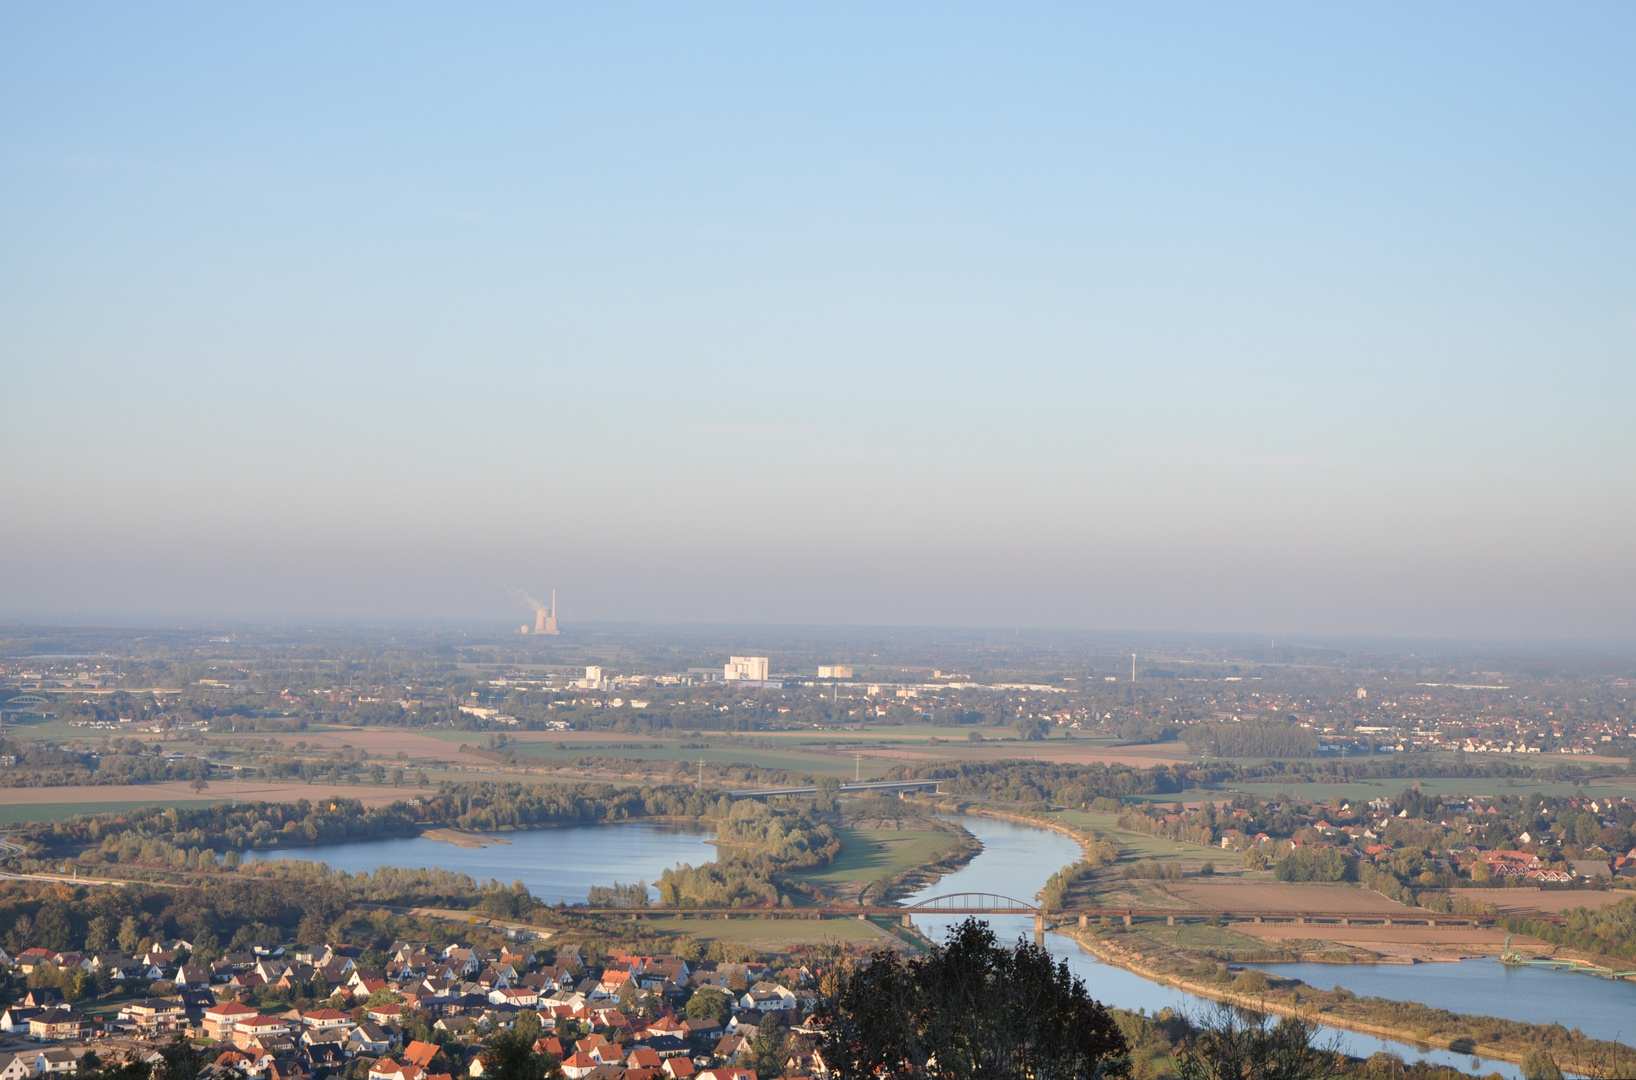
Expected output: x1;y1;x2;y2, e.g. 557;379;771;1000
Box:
541;590;560;635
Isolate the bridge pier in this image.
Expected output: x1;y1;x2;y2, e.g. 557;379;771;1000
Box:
1254;915;1262;924
1341;918;1349;926
903;913;913;928
1123;914;1132;926
1079;914;1088;928
1034;913;1045;933
1383;918;1392;927
1167;915;1175;926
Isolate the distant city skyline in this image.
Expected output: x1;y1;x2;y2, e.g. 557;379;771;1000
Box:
3;5;1633;637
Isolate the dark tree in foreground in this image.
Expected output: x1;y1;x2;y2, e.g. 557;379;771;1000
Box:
150;1036;205;1080
1174;1003;1345;1080
479;1028;565;1080
817;917;1130;1079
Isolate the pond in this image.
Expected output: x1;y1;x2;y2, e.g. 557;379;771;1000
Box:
242;821;716;904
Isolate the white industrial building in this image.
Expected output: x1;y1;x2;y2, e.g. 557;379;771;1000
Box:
724;656;770;682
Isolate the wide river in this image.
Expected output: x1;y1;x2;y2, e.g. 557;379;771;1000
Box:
247;814;1636;1076
903;815;1636;1080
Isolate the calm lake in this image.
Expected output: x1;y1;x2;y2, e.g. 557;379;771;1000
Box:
241;821;716;904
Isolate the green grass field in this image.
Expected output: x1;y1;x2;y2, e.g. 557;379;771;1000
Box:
500;741;896;778
1051;810;1221;859
2;720;93;743
793;827;961;886
0;798;218;824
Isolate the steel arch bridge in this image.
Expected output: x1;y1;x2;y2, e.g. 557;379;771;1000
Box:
903;892;1039;913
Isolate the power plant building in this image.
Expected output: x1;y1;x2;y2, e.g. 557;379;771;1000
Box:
522;590;561;635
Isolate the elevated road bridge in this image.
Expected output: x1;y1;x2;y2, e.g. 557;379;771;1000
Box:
726;778;942;801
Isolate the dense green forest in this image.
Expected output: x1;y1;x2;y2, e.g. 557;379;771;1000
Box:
1504;896;1636;964
0;875;345;963
1181;722;1319;759
0;736;210;788
890;757;1596;812
659;801;840;907
897;760;1190;806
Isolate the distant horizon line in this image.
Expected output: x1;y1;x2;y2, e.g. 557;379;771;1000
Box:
2;615;1635;655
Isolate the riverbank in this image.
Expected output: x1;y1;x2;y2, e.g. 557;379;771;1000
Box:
956;802;1104;860
1067;926;1636;1076
877;817;982;902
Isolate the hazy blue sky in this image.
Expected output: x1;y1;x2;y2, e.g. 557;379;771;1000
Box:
3;4;1634;636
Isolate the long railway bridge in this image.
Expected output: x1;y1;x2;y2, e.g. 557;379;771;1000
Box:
577;890;1545;928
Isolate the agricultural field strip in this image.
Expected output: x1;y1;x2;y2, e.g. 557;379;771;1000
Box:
792;827;961;886
1163;881;1417;915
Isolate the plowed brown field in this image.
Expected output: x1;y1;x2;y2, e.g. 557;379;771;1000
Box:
1164;881;1416;914
852;744;1191;768
1233;922;1542;959
1453;887;1633;915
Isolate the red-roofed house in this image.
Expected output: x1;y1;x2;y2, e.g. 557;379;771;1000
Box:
369;1062;425;1080
559;1054;597;1080
233;1015;290;1044
205;1002;259;1041
595;970;632;999
403;1042;440;1069
301;1009;354;1031
625;1048;661;1070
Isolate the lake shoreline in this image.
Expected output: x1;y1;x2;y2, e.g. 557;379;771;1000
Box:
1065;927;1636;1074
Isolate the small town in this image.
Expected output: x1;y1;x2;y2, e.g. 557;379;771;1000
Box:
0;935;826;1080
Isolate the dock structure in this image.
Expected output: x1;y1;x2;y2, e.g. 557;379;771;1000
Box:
1501;935;1636;979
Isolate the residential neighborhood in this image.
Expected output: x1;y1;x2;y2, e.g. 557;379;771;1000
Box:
0;937;830;1080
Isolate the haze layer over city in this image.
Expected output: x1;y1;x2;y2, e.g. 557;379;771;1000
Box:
5;5;1634;637
5;7;1636;1080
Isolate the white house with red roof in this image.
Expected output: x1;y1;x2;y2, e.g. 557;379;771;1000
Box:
203;1002;258;1041
558;1053;597;1080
